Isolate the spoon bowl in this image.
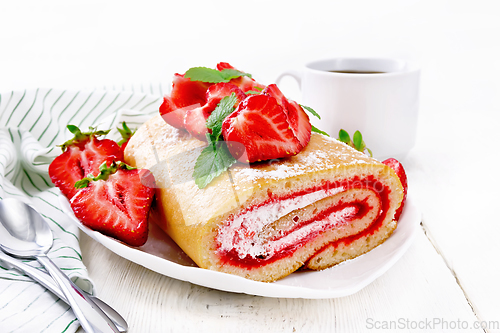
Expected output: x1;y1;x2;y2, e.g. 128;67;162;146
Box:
0;198;120;333
0;198;53;258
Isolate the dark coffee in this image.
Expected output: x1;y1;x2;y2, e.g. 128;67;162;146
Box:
328;70;386;74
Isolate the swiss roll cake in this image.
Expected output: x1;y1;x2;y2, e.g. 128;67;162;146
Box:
124;114;404;282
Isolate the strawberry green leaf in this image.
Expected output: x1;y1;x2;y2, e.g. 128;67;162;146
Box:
74;161;136;188
300;104;321;120
59;125;111;152
185;67;252;83
193;142;237;189
117;121;136;146
205;93;238;142
311;125;330;137
338;129;351;145
245;90;261;95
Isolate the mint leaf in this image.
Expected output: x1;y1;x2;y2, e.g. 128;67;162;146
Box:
311;125;330;137
245;90;261;95
338;129;372;156
184;67;251;83
300;104;321;120
353;130;364;151
185;67;226;83
220;68;252;80
193;93;240;188
193;142;236;189
206;93;238;141
338;129;351;145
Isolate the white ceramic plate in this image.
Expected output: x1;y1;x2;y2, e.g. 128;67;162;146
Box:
60;194;420;299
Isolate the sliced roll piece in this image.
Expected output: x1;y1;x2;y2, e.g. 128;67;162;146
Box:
124;115;404;282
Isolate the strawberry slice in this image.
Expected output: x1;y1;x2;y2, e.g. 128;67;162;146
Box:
221;94;303;163
216;62;266;93
171;73;212;109
184;82;246;141
263;84;311;147
71;162;155;247
49;125;123;199
160;73;212;129
382;158;408;222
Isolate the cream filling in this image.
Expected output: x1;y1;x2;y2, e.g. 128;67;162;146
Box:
216;186;348;259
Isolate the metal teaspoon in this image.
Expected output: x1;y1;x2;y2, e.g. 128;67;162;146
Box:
0;198;120;333
0;249;128;332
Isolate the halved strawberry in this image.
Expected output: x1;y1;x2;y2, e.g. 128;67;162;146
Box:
382;158;408;222
49;126;123;199
160;73;212;129
263;84;311;147
221;94;303;163
170;73;212;108
70;162;155;247
216;62;266;93
184;82;246;141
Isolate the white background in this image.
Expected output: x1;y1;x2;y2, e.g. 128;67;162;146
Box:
2;0;499;106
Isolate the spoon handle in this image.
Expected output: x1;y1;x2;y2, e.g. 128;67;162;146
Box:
37;254;120;333
0;250;127;332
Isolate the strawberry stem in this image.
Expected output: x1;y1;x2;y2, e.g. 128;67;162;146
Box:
59;125;111;152
74;161;136;188
117;121;136;146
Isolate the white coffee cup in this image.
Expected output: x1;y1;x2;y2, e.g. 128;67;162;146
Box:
276;58;420;161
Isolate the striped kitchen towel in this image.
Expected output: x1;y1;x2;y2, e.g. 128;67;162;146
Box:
0;88;162;333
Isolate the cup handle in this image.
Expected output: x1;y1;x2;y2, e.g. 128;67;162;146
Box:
276;70;303;89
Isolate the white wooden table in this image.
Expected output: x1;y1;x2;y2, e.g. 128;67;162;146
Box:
74;106;500;332
2;1;499;332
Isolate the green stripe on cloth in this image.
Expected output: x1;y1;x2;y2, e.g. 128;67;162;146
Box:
0;87;162;333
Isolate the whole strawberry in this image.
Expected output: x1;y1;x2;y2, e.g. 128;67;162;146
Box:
49;125;123;199
382;158;408;221
71;161;155;247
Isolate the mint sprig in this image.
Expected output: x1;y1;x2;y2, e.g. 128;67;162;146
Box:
205;93;238;141
185;67;252;83
298;104;330;137
338;129;372;157
300;104;321;120
311;125;330;137
192;93;239;189
193;142;236;189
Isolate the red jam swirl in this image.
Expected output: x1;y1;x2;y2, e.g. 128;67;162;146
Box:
216;176;392;269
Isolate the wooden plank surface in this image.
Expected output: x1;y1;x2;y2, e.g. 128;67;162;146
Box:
77;226;483;333
404;106;500;332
